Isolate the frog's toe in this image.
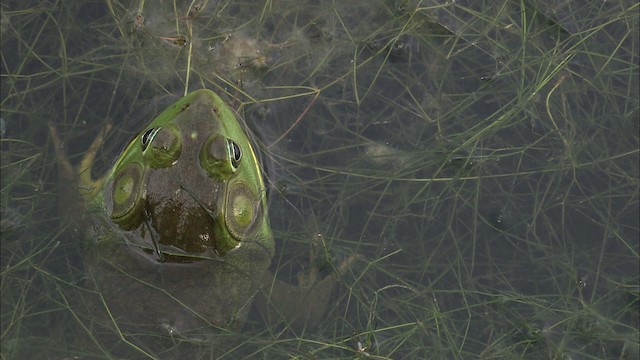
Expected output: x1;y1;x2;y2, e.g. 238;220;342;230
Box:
78;123;112;178
294;253;360;330
306;254;361;300
48;122;75;181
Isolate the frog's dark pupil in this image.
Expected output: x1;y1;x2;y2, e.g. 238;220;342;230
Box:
141;127;156;150
230;140;242;166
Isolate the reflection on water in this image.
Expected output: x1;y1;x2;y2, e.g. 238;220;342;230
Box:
1;0;638;359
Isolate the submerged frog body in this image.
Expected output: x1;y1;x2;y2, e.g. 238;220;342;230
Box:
49;90;355;346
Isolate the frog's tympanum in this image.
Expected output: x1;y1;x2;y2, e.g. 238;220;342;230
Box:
49;90;354;345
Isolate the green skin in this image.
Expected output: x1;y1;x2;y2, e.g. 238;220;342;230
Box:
50;89;355;338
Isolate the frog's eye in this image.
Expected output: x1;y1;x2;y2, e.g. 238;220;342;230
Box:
200;135;241;179
229;140;242;169
141;127;159;151
142;126;182;168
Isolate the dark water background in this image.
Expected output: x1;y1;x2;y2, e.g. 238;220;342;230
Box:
1;1;638;358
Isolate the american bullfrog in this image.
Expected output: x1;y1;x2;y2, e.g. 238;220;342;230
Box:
49;89;356;346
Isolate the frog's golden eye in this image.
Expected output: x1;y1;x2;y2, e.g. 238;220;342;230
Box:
229;140;242;169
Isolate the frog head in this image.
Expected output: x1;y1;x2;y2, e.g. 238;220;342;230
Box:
88;89;273;261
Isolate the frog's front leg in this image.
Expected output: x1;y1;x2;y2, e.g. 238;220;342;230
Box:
257;236;359;331
48;123;112;218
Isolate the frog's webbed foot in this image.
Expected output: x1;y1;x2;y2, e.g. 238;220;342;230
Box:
48;123;112;214
259;235;360;332
48;123;77;186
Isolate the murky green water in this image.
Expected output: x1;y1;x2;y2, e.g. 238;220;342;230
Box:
2;1;638;359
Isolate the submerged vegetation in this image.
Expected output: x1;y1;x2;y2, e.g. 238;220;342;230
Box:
1;0;638;358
